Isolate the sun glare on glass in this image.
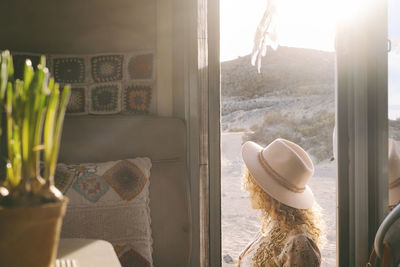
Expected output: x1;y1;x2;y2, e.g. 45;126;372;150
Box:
220;0;369;62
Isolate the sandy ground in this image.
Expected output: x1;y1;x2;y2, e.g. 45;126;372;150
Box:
221;132;336;266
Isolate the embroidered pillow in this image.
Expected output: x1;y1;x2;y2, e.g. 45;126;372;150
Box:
56;157;153;267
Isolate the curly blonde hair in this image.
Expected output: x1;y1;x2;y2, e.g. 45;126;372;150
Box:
242;167;325;246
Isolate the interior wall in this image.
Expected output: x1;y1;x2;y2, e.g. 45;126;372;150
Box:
0;0;182;117
171;0;189;119
0;0;156;53
157;0;173;116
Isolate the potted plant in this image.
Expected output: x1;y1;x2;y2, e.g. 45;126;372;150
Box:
0;50;71;267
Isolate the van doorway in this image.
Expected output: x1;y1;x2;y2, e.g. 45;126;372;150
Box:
220;0;337;266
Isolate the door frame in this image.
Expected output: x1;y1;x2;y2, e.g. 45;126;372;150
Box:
185;0;221;266
189;0;388;266
335;0;388;265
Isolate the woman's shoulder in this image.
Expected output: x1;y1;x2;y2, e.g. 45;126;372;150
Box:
286;232;319;245
277;232;321;266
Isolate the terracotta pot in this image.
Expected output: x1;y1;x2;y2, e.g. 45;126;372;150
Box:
0;198;68;267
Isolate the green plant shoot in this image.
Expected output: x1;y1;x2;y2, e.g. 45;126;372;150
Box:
0;50;70;201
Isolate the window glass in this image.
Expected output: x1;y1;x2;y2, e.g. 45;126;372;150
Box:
388;0;400;210
220;1;337;266
388;0;400;124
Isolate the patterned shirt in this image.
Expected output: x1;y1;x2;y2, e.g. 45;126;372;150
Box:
238;225;321;267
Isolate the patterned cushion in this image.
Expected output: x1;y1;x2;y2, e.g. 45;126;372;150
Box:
122;84;152;114
116;244;151;267
65;87;88;115
89;83;121;114
57;158;153;267
11;51;155;115
53;57;86;83
91;55;124;82
127;54;154;80
54;164;75;194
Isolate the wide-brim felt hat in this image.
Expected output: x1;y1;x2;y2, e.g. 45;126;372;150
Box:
242;138;315;209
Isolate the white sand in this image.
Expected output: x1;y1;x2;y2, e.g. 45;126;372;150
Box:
221;132;336;266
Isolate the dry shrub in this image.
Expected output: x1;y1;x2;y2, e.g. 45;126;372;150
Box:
282;84;332;97
228;127;247;132
244;110;335;163
389;119;400;140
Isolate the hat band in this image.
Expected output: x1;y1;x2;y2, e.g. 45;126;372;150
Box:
258;151;305;193
390;177;400;189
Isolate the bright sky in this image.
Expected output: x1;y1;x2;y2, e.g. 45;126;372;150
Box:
220;0;337;62
388;0;400;119
221;0;400;119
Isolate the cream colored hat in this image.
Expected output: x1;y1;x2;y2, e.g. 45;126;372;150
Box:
242;138;315;209
389;138;400;206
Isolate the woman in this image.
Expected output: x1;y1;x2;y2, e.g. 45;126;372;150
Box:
238;138;324;267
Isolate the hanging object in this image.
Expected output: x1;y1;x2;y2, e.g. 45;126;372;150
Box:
251;0;279;72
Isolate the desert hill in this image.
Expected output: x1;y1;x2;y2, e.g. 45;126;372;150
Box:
221;46;398;162
222;46;334;98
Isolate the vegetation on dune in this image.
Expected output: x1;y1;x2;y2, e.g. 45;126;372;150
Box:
222;46;400;162
244;110;335;163
389;119;400;141
222;47;336;162
221;47;334;99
